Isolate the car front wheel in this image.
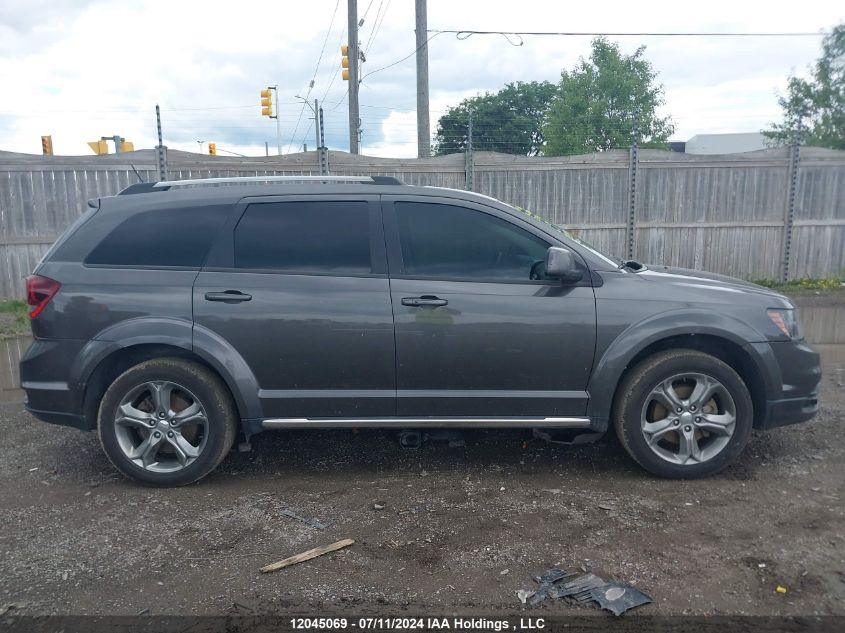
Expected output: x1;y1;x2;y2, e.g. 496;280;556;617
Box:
613;349;753;478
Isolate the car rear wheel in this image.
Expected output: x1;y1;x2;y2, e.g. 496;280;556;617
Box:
98;358;237;486
613;349;753;478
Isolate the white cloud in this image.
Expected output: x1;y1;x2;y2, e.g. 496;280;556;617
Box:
0;0;840;158
362;109;417;157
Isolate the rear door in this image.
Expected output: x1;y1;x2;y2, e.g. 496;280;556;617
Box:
193;194;395;419
383;196;597;417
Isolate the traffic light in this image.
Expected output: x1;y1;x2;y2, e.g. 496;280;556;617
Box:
87;140;108;155
341;44;350;81
120;140;134;152
208;142;217;156
260;88;273;117
41;135;53;155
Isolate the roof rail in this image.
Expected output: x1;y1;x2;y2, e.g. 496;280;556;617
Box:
118;174;405;195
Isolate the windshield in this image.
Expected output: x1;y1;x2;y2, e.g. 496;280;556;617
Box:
511;205;621;268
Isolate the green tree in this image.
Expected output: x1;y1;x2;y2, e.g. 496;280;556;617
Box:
434;81;558;156
764;24;845;149
543;38;674;156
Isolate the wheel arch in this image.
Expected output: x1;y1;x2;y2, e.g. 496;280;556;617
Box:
75;319;262;431
587;314;780;429
79;343;246;430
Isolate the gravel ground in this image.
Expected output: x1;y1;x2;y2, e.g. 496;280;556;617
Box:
0;355;843;618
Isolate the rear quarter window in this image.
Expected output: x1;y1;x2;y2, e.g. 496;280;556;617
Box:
83;205;231;268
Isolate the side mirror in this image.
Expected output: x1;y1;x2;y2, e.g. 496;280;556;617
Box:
545;247;583;283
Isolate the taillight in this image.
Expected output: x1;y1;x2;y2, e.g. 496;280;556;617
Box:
25;274;61;318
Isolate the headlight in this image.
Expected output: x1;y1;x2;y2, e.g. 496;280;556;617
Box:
767;308;803;340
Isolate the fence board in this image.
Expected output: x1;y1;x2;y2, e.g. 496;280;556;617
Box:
1;147;844;298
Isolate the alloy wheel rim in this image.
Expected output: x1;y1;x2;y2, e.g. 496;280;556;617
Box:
640;372;736;466
113;380;209;473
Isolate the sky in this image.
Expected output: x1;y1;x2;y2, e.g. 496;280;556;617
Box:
0;0;841;158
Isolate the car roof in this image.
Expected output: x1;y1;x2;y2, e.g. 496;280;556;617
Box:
103;180;505;210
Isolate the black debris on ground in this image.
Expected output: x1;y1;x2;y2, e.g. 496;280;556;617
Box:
520;567;653;615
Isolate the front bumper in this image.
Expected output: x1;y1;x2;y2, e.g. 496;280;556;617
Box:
759;393;820;429
753;339;822;430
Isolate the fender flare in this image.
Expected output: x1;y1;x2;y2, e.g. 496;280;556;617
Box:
71;317;262;421
586;309;780;421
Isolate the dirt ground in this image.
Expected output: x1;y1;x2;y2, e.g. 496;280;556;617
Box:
0;354;843;618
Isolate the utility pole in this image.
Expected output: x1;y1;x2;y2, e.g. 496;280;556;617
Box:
102;135;130;153
274;87;282;156
414;0;430;158
318;105;329;175
465;109;474;191
296;95;324;166
155;104;168;180
347;0;360;154
626;110;640;261
265;141;269;157
261;87;282;155
314;98;321;153
781;143;800;282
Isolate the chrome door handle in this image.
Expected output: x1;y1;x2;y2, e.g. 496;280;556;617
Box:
401;296;448;307
204;290;252;303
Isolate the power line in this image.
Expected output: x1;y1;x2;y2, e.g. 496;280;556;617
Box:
360;0;376;23
361;31;445;82
325;86;349;113
428;29;829;45
364;0;392;54
311;0;342;85
363;0;384;52
287;0;342;153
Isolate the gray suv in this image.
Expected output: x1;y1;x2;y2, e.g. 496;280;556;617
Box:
20;176;821;485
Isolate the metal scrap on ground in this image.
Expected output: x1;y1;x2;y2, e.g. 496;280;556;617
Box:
589;581;653;616
260;538;355;573
518;567;652;615
280;508;331;530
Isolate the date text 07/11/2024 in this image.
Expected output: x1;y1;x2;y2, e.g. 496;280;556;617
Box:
289;617;546;630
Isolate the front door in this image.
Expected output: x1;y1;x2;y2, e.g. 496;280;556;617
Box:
194;195;395;419
384;196;597;417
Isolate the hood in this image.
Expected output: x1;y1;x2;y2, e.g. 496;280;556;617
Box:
638;265;791;303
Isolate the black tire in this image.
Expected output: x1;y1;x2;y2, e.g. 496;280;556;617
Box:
98;358;237;486
612;349;753;478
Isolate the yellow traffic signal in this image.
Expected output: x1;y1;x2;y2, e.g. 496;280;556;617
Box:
41;135;53;155
88;140;108;155
120;140;134;152
208;142;217;156
260;88;273;117
341;44;350;81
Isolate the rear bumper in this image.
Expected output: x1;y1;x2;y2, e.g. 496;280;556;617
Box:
20;337;92;430
25;405;91;430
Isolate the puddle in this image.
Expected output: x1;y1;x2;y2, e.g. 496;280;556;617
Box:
1;302;842;403
0;336;29;403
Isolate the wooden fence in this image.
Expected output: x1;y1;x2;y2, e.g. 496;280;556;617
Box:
1;146;843;298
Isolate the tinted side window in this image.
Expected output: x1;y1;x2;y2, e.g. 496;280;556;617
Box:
394;202;549;280
234;201;371;273
85;205;230;267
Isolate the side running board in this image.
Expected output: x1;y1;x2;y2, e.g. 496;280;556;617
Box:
261;417;591;430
